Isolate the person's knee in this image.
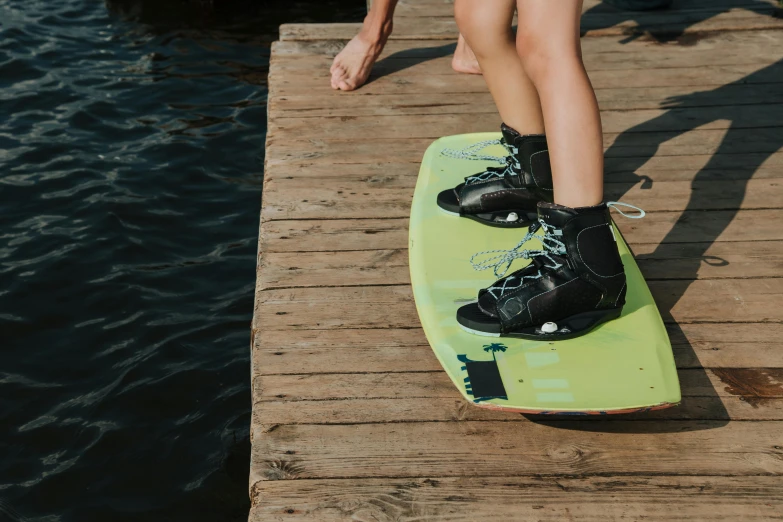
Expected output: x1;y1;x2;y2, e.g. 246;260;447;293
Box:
453;1;481;38
516;29;582;84
454;1;512;58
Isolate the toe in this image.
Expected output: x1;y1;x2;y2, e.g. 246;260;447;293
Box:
330;66;346;89
338;79;356;91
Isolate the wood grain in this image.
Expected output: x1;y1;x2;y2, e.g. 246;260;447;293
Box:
250;475;783;522
251;421;783;480
267;106;783;139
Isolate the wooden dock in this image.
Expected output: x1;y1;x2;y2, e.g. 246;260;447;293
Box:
251;1;783;519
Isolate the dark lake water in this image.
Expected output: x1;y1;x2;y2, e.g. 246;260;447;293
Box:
0;1;364;520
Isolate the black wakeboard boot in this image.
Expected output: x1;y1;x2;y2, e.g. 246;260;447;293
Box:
437;123;553;228
457;201;626;340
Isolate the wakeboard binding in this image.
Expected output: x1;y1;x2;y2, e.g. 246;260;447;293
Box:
457;202;627;340
437;123;554;228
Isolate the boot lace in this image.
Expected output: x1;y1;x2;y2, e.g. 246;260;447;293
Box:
469;201;646;299
470;220;565;298
441;139;521;186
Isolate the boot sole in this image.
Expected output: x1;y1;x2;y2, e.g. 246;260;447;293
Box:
437;205;537;228
458;307;623;341
436;188;537;228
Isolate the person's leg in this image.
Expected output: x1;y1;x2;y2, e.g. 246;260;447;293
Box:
452;34;481;75
330;0;397;91
454;1;628;339
454;0;544;134
515;0;603;207
331;1;482;90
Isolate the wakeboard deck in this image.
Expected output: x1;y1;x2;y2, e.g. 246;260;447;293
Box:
409;134;681;414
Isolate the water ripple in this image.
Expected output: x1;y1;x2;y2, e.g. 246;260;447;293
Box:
0;0;365;520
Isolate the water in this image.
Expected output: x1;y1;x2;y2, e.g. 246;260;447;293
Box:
0;1;364;520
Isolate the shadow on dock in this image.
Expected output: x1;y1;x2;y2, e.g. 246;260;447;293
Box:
526;57;783;431
581;0;783;43
366;43;457;86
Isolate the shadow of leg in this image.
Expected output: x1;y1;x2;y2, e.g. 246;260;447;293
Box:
526;107;736;430
364;43;458;85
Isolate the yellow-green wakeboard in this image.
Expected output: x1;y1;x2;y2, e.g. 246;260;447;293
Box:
409;134;681;414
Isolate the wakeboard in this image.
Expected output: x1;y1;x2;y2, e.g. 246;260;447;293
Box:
409;134;681;414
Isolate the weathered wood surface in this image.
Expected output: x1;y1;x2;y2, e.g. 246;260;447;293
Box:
250;421;783;480
252;476;783;521
250;2;783;519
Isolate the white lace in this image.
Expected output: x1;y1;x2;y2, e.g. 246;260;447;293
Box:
470;202;646;298
441;139;521;185
607;201;645;219
470;220;566;299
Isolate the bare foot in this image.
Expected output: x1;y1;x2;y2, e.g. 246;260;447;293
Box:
330;23;391;91
452;34;481;75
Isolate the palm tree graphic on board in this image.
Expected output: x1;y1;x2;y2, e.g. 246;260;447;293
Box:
483;343;508;361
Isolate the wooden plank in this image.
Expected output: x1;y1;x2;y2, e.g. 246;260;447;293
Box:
250;475;783;521
605;155;783;176
260;178;783;220
254;279;783;330
260;218;410;253
267;105;783;139
264;125;783;165
256;396;783;424
272;54;783;78
271;63;782;96
251;421;783;480
635;241;783;280
258;240;783;290
271;29;783;58
270;40;783;74
259;249;409;289
272;42;783;78
260;210;783;253
266;136;783;169
271;83;783;114
265;125;783;159
254;368;783;402
263;162;783;186
252;324;783;376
